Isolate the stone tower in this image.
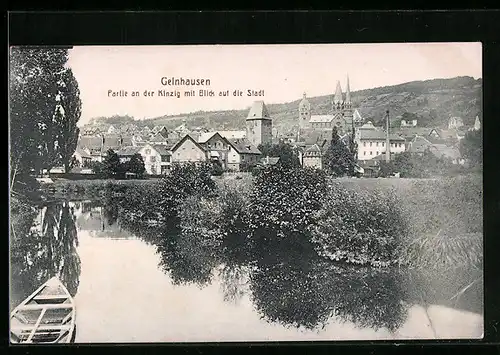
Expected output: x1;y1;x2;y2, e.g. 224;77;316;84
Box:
298;92;311;130
331;77;354;134
343;75;354;129
246;100;273;148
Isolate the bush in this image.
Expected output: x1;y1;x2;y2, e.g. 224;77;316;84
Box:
308;183;408;267
249;166;328;238
156;162;217;222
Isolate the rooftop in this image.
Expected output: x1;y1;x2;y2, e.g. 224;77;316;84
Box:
247;101;271;120
227;138;261;155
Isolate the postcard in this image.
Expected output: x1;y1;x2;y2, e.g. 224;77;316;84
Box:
9;43;483;343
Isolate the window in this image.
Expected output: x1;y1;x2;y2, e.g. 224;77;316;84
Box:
369;151;372;155
145;149;151;155
376;151;379;156
382;142;385;147
150;156;156;162
363;142;366;147
369;142;372;147
363;151;366;156
376;142;379;147
398;143;402;148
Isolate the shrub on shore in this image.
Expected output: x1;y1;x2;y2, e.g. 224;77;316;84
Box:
309;183;408;267
156;162;217;222
248;166;327;237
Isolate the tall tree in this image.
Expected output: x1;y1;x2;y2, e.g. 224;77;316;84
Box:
125;153;146;178
102;149;122;178
56;68;82;173
323;127;355;176
9;47;71;181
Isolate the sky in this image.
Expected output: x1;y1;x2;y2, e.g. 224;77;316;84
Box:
66;43;482;127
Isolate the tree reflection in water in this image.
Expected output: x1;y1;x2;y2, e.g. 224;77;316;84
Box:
123;214;409;333
108;198;477;335
10;201;81;308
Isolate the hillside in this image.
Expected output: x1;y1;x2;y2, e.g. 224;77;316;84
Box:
87;76;482;134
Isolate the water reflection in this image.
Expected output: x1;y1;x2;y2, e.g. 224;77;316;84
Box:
10;199;483;340
10;201;81;309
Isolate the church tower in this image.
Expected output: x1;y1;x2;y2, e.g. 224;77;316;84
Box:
246;100;273;148
333;81;344;112
298;92;311;130
343;74;354;129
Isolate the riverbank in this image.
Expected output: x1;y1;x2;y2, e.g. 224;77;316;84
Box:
39;178;160;200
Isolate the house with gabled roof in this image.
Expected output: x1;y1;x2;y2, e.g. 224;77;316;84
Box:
171;134;207;165
72;147;92;167
116;146;141;163
196;132;230;168
407;135;433;155
225;138;261;171
302;144;323;169
138;143;172;175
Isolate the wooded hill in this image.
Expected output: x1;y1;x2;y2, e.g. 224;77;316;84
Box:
87;76;482;134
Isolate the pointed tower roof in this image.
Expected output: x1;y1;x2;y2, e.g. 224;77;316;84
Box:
299;92;310;108
345;75;351;103
247;100;271;120
334;81;343;104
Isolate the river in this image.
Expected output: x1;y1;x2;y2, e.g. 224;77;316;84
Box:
9;200;483;342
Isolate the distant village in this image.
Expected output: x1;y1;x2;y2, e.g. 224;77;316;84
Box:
65;76;482;177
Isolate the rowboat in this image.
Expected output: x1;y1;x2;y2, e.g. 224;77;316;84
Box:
10;277;76;344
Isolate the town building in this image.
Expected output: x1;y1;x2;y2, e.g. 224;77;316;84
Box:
407;135;433;155
72;147;92;167
302;144;323;169
197;132;231;169
138;144;172;175
298;76;354;136
116;146;141;164
170;134;207;164
355;121;406;161
225;138;262;171
246;100;273;148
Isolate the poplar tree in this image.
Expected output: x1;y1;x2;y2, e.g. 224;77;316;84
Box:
323;127;356;176
9;47;80;183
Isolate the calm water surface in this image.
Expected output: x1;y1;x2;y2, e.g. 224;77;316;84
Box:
10;200;483;342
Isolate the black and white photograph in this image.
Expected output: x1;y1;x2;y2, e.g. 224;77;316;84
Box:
9;43;483;343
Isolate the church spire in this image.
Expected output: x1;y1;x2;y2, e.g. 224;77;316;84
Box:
334;80;343;104
346;74;351;104
303;92;307;99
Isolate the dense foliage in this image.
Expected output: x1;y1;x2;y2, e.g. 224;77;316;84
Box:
309;184;407;267
156;162;217;222
322;127;356;176
459;129;482;168
249;166;327;238
123;153;146;178
257;142;301;168
9;47;82;183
